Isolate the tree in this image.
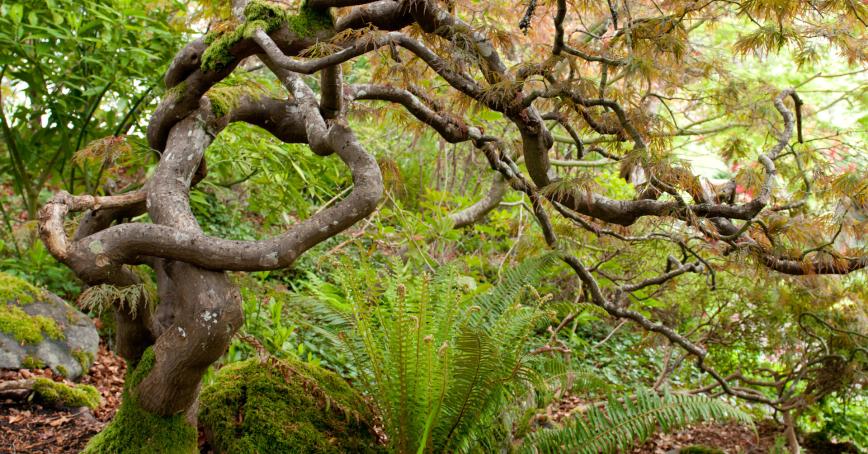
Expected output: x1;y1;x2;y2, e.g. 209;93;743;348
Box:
35;0;866;449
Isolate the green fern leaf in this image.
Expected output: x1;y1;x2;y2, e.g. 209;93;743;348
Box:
523;389;752;454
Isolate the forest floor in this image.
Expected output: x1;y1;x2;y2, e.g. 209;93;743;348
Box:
0;343;124;453
0;354;857;453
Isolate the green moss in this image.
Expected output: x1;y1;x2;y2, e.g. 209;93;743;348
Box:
286;3;332;37
57;365;69;377
21;355;46;369
0;273;65;345
72;349;96;373
83;348;198;454
200;0;333;72
33;378;100;409
0;303;65;344
208;85;246;117
164;80;187;98
207;75;275;117
0;272;43;305
199;358;383;454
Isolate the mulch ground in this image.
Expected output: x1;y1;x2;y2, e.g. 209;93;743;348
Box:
0;344;125;454
0;352;857;453
630;420;781;453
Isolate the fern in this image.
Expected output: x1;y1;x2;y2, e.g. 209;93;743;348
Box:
297;255;557;453
523;389;752;454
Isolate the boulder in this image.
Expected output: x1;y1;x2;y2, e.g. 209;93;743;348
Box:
0;273;99;379
199;357;384;454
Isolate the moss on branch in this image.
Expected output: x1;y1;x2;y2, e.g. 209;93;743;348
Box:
200;0;333;72
206;73;277;117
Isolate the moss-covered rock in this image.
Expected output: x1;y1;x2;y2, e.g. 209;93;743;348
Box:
0;273;43;304
83;348;198;454
32;377;100;409
199;357;384;454
0;273;61;344
21;355;46;369
200;0;333;72
72;348;96;373
0;272;99;379
0;303;64;344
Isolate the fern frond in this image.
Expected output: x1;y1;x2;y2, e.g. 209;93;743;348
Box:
523;389;752;454
77;282;156;318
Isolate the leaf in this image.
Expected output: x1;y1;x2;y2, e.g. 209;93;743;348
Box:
524;389;752;454
8;4;24;24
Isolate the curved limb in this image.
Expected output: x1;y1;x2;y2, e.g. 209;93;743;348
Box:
450;174;508;228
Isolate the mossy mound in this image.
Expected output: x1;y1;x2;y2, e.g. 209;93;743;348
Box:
199;357;384;454
83;348;198;454
32;378;100;409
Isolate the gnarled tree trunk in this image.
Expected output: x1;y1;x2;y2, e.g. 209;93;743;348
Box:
37;2;386;428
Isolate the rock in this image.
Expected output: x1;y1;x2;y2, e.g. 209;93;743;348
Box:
0;273;98;379
199;357;384;454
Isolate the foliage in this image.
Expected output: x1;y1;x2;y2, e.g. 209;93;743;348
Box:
220;273;300;365
83;348;198;454
523;389;752;453
2;0;867;449
0;0;187;216
300;255;557;453
202;120;350;228
0;240;81;299
198;357;383;453
802;394;868;451
77;281;156;319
